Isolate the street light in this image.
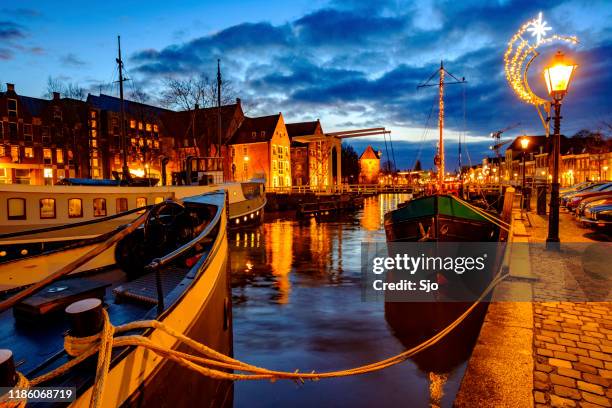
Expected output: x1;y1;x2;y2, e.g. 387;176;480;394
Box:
543;50;577;249
520;137;530;211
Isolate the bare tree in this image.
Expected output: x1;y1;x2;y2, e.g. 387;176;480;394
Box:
160;74;236;110
44;76;86;100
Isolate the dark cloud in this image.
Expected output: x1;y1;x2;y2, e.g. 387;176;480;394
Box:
0;21;26;40
60;53;87;67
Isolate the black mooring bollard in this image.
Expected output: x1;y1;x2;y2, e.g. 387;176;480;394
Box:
65;298;104;338
0;349;17;387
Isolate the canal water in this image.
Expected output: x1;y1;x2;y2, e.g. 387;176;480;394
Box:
229;194;486;408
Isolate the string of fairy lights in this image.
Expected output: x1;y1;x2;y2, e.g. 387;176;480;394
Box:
504;12;578;107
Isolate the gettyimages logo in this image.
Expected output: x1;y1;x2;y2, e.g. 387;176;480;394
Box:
361;242;501;302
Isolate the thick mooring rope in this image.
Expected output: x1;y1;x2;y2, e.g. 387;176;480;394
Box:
4;270;508;408
450;195;511;232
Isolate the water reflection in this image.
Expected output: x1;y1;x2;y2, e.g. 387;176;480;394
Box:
230;194;484;407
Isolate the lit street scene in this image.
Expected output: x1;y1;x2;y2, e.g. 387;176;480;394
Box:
0;1;610;407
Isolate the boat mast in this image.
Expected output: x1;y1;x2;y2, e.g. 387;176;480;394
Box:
438;61;445;187
117;35;129;180
217;59;222;158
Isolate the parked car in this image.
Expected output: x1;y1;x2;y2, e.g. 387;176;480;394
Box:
560;181;595;195
575;195;612;217
581;202;612;231
566;184;612;210
561;182;610;207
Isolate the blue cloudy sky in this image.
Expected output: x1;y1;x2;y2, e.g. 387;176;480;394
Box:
1;0;611;169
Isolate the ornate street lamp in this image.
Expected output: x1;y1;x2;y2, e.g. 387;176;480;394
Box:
521;137;530;211
543;50;577;249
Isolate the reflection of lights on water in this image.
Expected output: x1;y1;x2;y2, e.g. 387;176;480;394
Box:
428;371;449;408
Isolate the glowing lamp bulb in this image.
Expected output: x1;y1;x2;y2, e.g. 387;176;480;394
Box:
543;51;577;100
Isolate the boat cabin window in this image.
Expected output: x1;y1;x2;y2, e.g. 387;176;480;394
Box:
7;198;26;220
93;198;107;217
116;198;128;213
136;197;147;208
154;196;164;204
40;198;56;219
68;198;83;218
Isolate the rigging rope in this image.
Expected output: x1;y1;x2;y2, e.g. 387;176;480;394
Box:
5;269;510;408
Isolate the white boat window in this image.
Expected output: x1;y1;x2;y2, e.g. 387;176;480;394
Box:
116;198;128;213
136;197;147;210
93;198;107;217
7;198;26;220
40;198;56;219
68;198;83;218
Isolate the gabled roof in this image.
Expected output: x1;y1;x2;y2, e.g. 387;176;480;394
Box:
228;114;281;145
360;145;380;160
286;121;320;138
18;95;49;117
87;93;171;117
162;102;242;140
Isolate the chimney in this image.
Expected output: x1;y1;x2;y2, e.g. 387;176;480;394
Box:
194;103;199;110
236;98;241;106
6;83;14;92
53;92;60;100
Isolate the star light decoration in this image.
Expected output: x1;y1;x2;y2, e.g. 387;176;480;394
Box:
504;12;578;106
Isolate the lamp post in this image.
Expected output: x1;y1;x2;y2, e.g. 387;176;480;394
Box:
521;137;530;211
543;51;577;249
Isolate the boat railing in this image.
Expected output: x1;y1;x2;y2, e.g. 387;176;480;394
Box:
0;205;153;240
144;192;226;314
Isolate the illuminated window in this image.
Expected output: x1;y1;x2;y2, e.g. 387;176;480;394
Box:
11;146;19;162
91;129;97;138
25;147;34;158
154;196;164;204
43;168;53;178
136;197;147;208
130;120;136;129
92;168;100;178
7;99;17;118
39;198;56;219
0;146;4;156
251;132;256;137
153;124;158;132
91;139;97;148
7;198;26;220
153;141;159;149
116;198;128;213
114;155;121;165
146;123;152;132
93;198;107;217
138;122;143;130
57;169;65;179
68;198;83;218
147;139;152;147
90;119;97;129
92;158;99;167
43;148;52;164
91;111;97;119
131;138;137;146
56;149;63;164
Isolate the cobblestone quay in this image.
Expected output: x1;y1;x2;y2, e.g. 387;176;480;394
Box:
526;211;611;408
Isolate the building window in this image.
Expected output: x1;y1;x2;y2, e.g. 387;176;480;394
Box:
243;162;248;172
91;139;98;148
272;160;277;171
93;198;107;217
90;119;97;129
43;148;52;164
39;198;56;219
23;124;32;141
68;198;83;218
153;140;159;149
146;123;152;132
136;197;147;208
91;129;97;138
56;149;63;164
7;198;26;220
243;147;247;156
272;145;276;155
116;198;128;213
138;122;143;130
9;123;17;138
130;120;136;129
53;107;62;120
25;147;34;159
90;110;96;119
92;168;100;178
41;127;50;143
11;146;19;162
251;131;256;137
57;169;65;179
7;99;17;118
153;124;158;132
15;169;30;184
92;158;99;167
